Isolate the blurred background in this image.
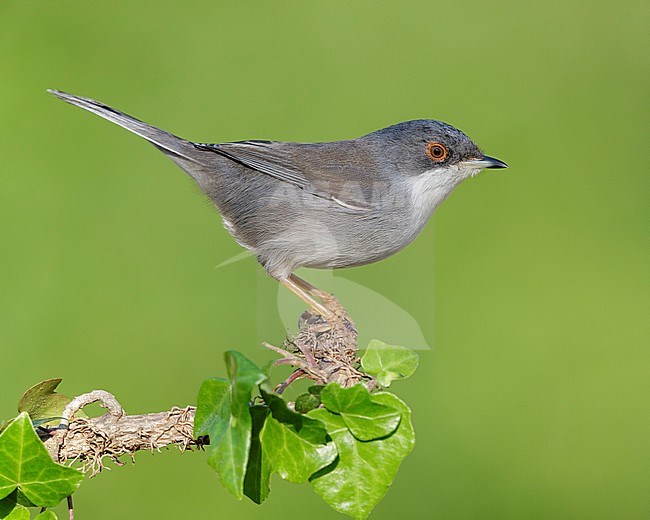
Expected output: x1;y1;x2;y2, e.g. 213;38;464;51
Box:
1;1;648;518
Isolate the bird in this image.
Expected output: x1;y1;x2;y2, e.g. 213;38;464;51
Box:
48;89;507;320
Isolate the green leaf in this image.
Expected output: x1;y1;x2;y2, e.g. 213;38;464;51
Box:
243;405;270;504
194;378;230;449
295;385;326;414
0;490;35;509
0;493;30;520
361;340;419;387
4;507;29;520
17;379;85;428
0;413;83;508
1;506;29;520
320;384;401;441
34;511;58;520
194;351;266;499
0;490;38;520
308;385;325;396
308;392;415;519
260;391;336;484
295;393;321;414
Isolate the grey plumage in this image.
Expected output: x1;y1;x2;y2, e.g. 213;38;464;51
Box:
48;90;507;281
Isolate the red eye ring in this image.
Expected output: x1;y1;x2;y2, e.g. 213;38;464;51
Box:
426;142;447;162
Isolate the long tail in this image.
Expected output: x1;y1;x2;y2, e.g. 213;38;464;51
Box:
47;89;202;164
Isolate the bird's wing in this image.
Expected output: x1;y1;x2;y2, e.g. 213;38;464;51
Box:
194;140;375;212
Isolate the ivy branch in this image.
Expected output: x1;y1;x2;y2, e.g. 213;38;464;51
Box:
0;312;419;520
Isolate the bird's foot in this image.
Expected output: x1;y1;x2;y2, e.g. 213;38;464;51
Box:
278;273;356;332
319;296;357;335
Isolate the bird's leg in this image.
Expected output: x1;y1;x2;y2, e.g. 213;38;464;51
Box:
290;274;336;302
288;274;354;328
277;276;335;319
289;274;346;314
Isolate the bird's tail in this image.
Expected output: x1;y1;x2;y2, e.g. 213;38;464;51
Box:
47;89;202;165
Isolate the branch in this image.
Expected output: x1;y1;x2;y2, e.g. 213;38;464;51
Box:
44;392;198;476
42;311;368;475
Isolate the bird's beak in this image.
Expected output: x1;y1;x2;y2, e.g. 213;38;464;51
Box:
463;155;509;170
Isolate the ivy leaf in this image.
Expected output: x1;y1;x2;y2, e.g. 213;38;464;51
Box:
194;351;266;499
243;405;270;504
308;392;415;519
0;413;83;507
361;340;419;387
259;391;337;483
308;385;325;396
34;511;58;519
0;493;30;520
0;490;35;509
320;384;401;441
1;505;30;519
17;380;85;428
295;385;326;414
295;393;320;414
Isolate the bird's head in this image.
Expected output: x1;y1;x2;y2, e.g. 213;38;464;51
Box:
364;119;507;182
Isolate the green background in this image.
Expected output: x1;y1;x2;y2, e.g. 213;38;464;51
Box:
1;1;648;518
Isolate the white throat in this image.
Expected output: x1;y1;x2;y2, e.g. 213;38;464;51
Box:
406;165;481;233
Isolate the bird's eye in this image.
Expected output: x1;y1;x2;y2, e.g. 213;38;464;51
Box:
426;142;447;162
